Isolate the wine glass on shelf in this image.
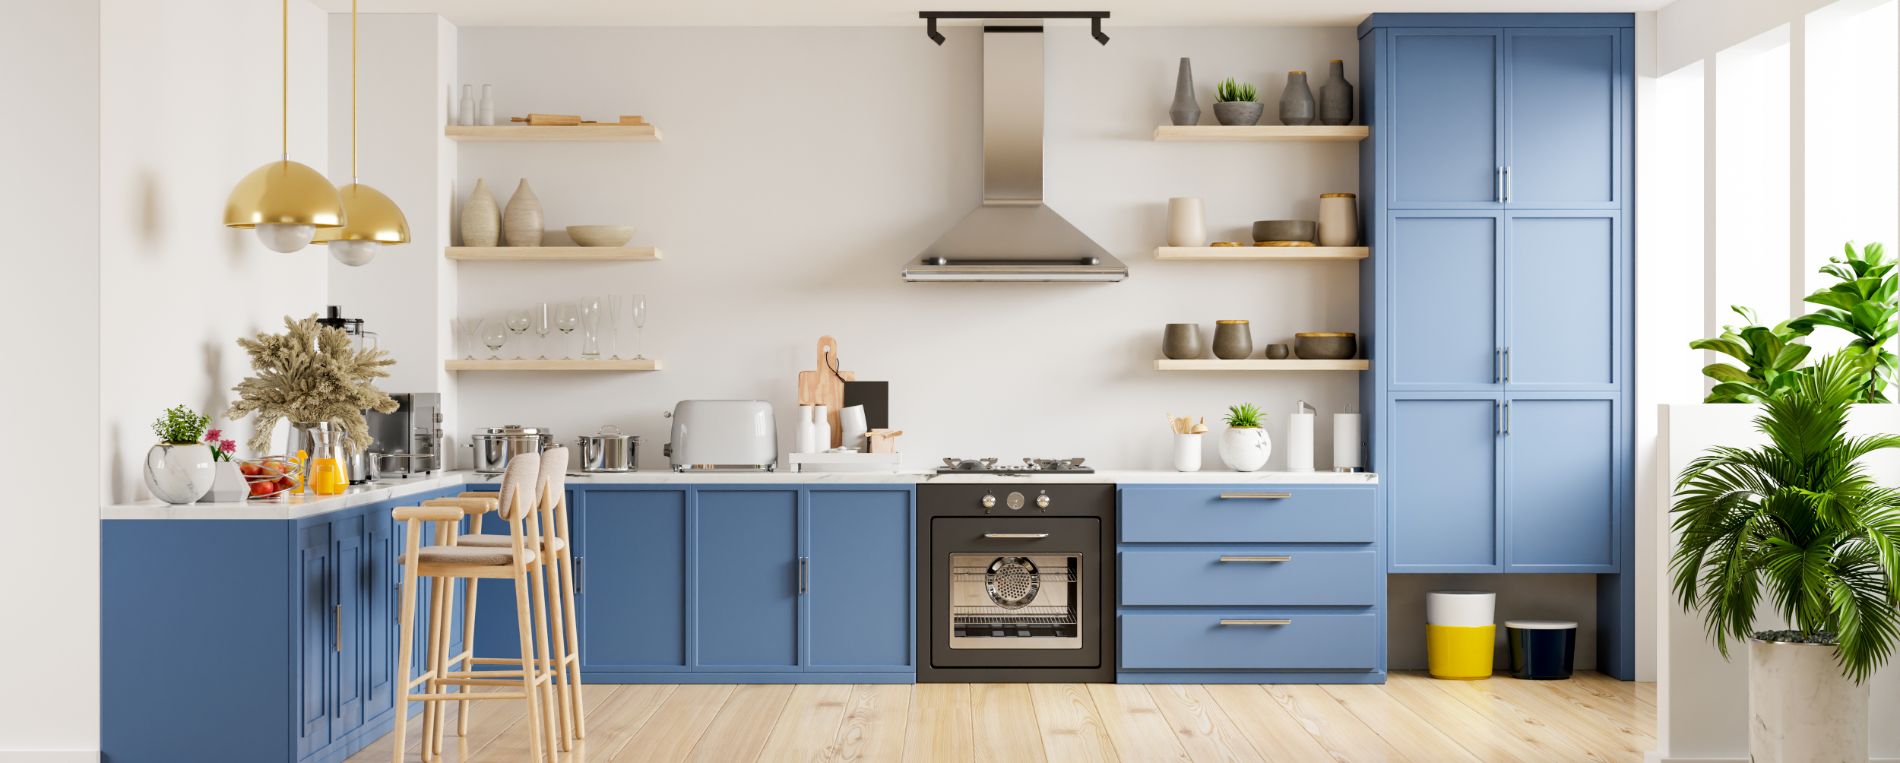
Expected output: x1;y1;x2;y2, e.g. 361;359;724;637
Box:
505;309;531;359
605;294;624;359
450;318;472;360
554;303;579;359
533;303;552;360
630;293;648;360
579;296;603;359
480;318;507;360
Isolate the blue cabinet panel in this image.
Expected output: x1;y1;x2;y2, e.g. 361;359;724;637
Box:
1507;214;1617;388
1390;214;1501;388
1389;30;1501;207
1120;486;1376;543
332;514;366;735
580;489;689;670
1120;612;1380;671
1507;398;1618;571
297;521;333;758
1505;29;1621;208
807;488;913;671
696;488;800;669
1389;399;1500;570
365;510;396;719
1120;548;1378;607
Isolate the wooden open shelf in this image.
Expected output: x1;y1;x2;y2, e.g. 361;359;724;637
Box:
1154;358;1368;372
1152;125;1369;142
445;247;661;262
445;124;662;142
1155;246;1368;262
446;359;661;372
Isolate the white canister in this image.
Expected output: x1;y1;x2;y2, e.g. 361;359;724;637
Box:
794;405;817;453
1426;591;1496;628
1167;197;1206;247
478;84;496;126
1333;412;1363;471
458;84;476;127
1287;401;1316;472
1317;192;1358;247
839;405;869;452
811;405;831;451
1172;433;1203;472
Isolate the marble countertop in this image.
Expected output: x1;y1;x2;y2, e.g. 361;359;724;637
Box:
101;473;468;521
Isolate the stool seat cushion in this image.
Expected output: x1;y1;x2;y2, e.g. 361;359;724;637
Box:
457;534;566;552
417;544;536;567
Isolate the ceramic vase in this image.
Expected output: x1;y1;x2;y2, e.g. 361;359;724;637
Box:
478;84;496;126
1166;197;1206;247
461;179;500;247
1212;320;1253;360
1212;100;1263;126
1169;58;1201;126
1163;323;1203;360
1279;70;1316;126
458;84;475;127
795;405;817;454
1218;427;1271;472
205;461;248;503
1172;433;1203;472
144;442;215;504
1320;59;1355;125
1748;639;1869;762
1318;193;1359;246
502;179;544;247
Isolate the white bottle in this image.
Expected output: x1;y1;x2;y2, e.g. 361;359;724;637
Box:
478;84;496;126
458;84;475;127
1287;400;1316;472
811;405;831;452
795;405;817;454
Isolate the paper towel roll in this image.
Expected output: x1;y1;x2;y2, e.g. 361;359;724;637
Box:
1333;413;1363;471
1287;413;1315;471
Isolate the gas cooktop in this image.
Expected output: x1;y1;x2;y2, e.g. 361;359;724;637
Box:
937;457;1095;475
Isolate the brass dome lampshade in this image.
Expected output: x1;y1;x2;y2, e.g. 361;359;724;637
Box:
224;0;345;253
314;0;409;266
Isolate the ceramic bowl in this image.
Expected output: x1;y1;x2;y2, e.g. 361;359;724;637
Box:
1252;220;1317;244
566;225;636;247
1295;332;1357;360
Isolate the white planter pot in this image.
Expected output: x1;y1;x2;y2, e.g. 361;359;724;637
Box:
1218;427;1271;472
144;442;215;504
1172;433;1203;472
1748;638;1869;763
205;461;248;503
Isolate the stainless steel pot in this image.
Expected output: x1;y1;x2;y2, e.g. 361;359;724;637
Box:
467;425;553;473
577;425;641;472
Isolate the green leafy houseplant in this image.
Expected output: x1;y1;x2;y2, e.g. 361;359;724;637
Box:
1224;403;1263;428
1670;352;1900;682
1215;78;1257;103
1791;242;1899;403
1689;306;1812;403
151;404;210;445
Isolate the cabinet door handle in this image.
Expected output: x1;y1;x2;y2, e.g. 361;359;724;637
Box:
1504;165;1513;203
1218;492;1291;500
797;556;809;595
1494;347;1503;383
334;604;342;653
1496;166;1504;202
1503;346;1512;382
1218;618;1292;626
1495;401;1503;435
982;532;1050;539
575;556;584;596
1218;555;1291;563
1504;401;1513;436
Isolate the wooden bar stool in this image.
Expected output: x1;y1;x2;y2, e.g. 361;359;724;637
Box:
391;454;556;763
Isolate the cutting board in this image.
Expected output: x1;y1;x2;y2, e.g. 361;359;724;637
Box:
796;335;855;448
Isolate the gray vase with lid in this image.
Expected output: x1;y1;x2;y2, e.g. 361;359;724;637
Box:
1169;58;1201;126
1279;70;1316;126
1320;60;1355;126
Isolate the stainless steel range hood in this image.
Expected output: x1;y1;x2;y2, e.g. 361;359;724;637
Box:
903;25;1126;283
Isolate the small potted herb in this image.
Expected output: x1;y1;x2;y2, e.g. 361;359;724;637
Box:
1213;78;1263;126
1218;403;1272;471
145;404;215;504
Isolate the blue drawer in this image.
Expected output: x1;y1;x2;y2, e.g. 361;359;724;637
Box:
1120;611;1379;670
1120;548;1377;606
1119;486;1376;543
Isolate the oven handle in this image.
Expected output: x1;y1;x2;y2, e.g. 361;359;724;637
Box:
1218;619;1292;626
1218;492;1292;500
1218;555;1291;563
981;532;1050;539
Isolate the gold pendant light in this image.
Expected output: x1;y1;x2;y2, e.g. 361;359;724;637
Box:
314;0;410;266
224;0;346;253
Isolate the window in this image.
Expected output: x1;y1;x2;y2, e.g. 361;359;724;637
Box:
1805;0;1898;304
1713;26;1792;326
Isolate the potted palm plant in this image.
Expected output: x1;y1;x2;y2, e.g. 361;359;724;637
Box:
1671;352;1900;762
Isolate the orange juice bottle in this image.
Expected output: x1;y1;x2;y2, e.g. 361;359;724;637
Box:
290;450;308;494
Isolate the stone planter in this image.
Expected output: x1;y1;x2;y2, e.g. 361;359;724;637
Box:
1748;637;1869;762
144;442;214;504
1212;101;1263;126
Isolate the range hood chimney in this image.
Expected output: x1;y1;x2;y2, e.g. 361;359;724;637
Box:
904;14;1126;283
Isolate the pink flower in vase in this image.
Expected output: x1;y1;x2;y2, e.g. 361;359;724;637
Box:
204;428;224;443
219;439;237;455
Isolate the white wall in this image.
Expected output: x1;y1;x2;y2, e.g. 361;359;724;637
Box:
0;2;100;758
442;25;1364;471
99;0;332;502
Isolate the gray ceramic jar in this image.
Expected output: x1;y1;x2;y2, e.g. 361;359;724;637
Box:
1279;70;1316;126
1163;323;1205;359
1212;320;1255;360
1320;59;1355;125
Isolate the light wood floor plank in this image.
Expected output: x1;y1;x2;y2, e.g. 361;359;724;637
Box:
1426;677;1621;763
822;684;912;762
686;684;796;762
1086;684;1191;762
1201;684;1338;763
1379;673;1591;762
970;683;1048;763
758;684;854;762
609;684;735;763
581;685;679;762
1144;684;1264;763
1478;675;1655;755
1321;683;1484;762
902;684;973;763
1260;684;1411;762
1573;671;1659;712
1027;684;1119;763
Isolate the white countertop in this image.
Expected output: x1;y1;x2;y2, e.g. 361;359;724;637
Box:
102;468;1376;520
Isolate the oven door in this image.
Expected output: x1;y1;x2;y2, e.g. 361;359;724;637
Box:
929;516;1100;668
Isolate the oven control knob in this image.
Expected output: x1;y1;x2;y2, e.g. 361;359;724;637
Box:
1006;492;1026;510
981;494;997;509
1036;493;1051;509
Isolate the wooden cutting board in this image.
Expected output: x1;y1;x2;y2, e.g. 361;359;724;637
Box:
796;335;855;448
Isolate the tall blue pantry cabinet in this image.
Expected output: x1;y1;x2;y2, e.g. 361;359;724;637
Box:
1358;13;1636;678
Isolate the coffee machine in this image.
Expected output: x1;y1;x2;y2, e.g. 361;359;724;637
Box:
366;393;443;479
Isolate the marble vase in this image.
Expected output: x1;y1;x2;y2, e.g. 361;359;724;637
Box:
502;179;544;247
1218;427;1271;472
1748;638;1869;762
461;178;500;247
144;442;215;504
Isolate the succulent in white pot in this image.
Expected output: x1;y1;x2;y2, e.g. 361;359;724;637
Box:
1217;403;1271;472
143;404;216;504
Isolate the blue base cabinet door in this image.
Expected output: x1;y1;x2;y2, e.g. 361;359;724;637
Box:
806;488;914;672
297;522;334;758
578;488;689;672
1506;398;1618;571
1388;399;1501;571
696;488;802;670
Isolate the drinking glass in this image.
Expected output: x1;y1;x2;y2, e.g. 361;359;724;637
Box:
450;318;471;360
505;309;532;359
579;296;602;358
605;294;624;359
554;303;579;359
630;293;649;360
481;318;507;360
533;303;552;360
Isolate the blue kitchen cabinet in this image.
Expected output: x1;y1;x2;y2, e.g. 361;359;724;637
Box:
1506;397;1618;571
1507;213;1619;389
806;487;914;672
1387;29;1502;207
1387;399;1501;571
1504;28;1624;209
332;514;367;736
696;488;802;670
1388;213;1501;389
296;521;334;757
578;488;689;672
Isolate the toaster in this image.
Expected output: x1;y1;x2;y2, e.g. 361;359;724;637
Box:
664;400;778;471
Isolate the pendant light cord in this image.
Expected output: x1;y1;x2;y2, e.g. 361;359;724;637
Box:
281;0;288;160
351;0;358;182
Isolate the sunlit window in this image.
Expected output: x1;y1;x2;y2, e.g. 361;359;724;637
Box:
1805;0;1898;313
1714;26;1792;326
1656;61;1708;398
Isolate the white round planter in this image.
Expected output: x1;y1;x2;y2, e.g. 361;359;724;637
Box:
144;442;215;504
1218;427;1271;472
1749;638;1869;763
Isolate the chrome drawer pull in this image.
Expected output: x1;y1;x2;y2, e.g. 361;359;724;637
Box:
1218;492;1292;500
982;532;1050;539
1218;619;1292;626
1218;555;1291;563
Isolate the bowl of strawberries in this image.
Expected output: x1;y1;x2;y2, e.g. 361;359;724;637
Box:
239;458;299;500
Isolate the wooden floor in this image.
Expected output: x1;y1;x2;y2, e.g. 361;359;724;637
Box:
347;672;1655;762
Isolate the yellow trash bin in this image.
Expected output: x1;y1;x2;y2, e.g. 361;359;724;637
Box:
1426;591;1495;680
